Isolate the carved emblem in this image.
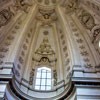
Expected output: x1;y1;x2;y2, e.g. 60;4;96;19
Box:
36;9;57;25
78;9;95;30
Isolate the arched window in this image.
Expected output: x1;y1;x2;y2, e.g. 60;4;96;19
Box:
35;67;52;90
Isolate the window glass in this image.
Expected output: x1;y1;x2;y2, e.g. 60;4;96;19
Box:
36;72;41;78
47;73;51;78
36;79;40;85
41;79;46;85
35;86;40;90
47;79;51;85
35;67;52;90
41;86;45;90
42;72;46;78
46;86;51;90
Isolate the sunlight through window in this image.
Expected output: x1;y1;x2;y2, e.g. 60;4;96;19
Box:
35;67;52;90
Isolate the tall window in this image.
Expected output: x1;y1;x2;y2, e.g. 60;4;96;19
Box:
35;67;52;91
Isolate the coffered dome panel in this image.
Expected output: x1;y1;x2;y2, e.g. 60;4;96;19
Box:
0;0;100;100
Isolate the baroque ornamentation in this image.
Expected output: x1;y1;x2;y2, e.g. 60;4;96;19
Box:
69;18;93;68
19;56;24;64
33;36;57;66
13;0;33;13
0;9;12;28
64;0;78;14
53;70;57;86
92;26;100;43
84;1;100;16
36;9;57;25
29;69;35;85
35;37;55;55
77;8;95;30
15;26;34;79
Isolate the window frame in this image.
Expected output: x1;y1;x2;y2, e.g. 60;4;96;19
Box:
34;66;53;91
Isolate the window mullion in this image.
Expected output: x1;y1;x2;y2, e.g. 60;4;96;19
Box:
40;70;42;90
45;70;47;90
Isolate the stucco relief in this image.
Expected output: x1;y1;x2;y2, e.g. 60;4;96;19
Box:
76;8;95;30
83;0;100;16
9;0;34;13
17;31;32;70
36;9;57;25
92;25;100;43
29;69;35;85
63;0;78;14
0;9;12;28
33;36;57;66
53;70;57;86
69;19;94;69
76;8;100;45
